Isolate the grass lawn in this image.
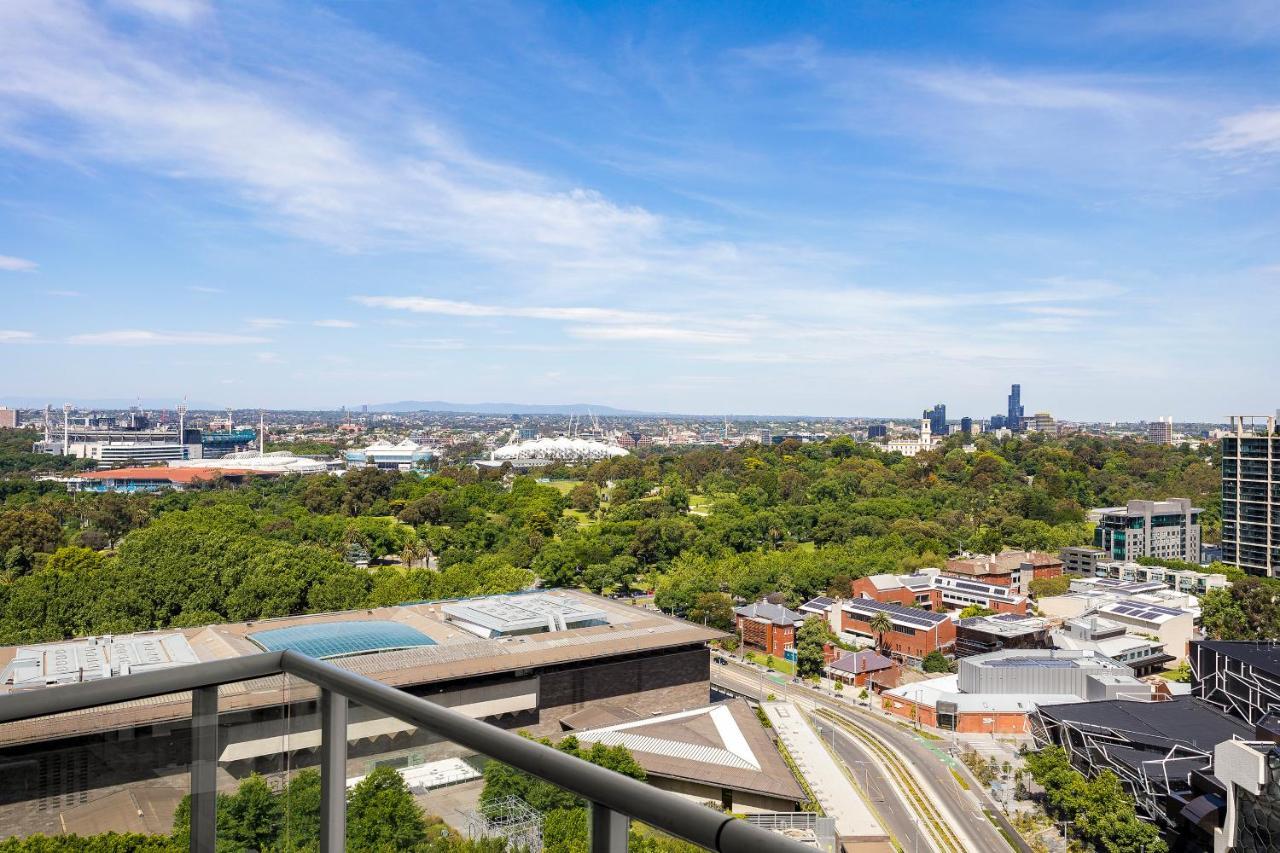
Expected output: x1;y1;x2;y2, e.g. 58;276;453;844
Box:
562;508;595;527
542;479;584;495
688;493;715;516
745;650;797;676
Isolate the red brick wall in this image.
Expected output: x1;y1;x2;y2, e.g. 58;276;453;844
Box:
1032;564;1063;581
839;611;955;660
736;617;793;657
989;597;1029;615
883;698;1029;734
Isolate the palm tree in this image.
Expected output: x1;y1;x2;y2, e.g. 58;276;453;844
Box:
869;612;893;655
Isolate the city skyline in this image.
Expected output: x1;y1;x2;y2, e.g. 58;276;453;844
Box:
2;1;1279;418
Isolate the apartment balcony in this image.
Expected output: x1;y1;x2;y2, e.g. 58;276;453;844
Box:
0;652;807;853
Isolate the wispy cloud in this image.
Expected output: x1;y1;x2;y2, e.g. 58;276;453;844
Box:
567;325;748;344
0;330;34;343
47;289;80;298
186;285;223;294
68;330;269;346
354;295;665;325
0;254;37;272
1199;108;1280;156
313;319;357;328
246;317;291;329
390;339;467;350
106;0;209;26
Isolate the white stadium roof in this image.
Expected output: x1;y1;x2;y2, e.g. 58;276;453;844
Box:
490;436;628;461
169;450;330;474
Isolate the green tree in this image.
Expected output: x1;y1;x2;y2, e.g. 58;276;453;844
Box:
221;773;281;852
687;592;734;631
922;650;951;673
869;612;893;655
278;768;322;851
1029;575;1070;597
346;766;429;850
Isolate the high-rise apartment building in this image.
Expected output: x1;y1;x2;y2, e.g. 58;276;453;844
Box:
1222;415;1280;576
960;416;973;436
1092;499;1201;562
923;403;947;436
1007;384;1024;431
1148;417;1173;445
0;407;16;429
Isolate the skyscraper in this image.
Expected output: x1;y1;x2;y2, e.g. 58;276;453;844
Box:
1222;415;1279;577
923;403;947;436
1007;384;1024;431
960;416;973;436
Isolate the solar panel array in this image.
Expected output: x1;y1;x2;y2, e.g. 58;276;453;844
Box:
945;578;1009;597
985;656;1077;669
1105;599;1186;622
993;612;1033;623
843;597;948;627
249;620;437;659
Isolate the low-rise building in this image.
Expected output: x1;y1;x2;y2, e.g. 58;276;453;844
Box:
734;600;806;658
883;649;1152;734
824;650;898;690
67;465;279;493
1060;545;1105;576
850;568;1029;614
955;613;1050;658
344;438;434;470
563;698;806;814
944;550;1063;594
836;598;955;664
1192;641;1280;727
1051;616;1175;675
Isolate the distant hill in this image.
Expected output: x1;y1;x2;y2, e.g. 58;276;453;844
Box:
365;400;653;415
0;396;223;411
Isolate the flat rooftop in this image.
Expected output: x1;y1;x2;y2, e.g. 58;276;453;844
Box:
1196;641;1280;676
0;590;721;747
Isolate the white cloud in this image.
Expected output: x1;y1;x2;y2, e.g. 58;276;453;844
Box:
390;339;466;350
1199;108;1280;155
255;351;282;363
68;330;270;346
186;285;223;294
567;325;748;345
0;255;37;272
47;289;80;297
106;0;210;26
246;317;291;329
354;295;665;325
313;319;357;328
0;330;34;342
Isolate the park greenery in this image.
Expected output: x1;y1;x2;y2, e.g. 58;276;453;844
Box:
0;430;1224;648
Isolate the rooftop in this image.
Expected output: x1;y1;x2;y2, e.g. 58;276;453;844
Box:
1036;696;1250;753
0;589;721;747
1195;640;1280;676
946;550;1061;576
883;674;1082;714
566;699;805;803
958;614;1048;638
827;650;894;675
75;466;265;484
248;620;437;658
842;597;949;628
442;593;609;637
734;600;806;627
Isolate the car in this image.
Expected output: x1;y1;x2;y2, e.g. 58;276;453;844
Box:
713;656;728;665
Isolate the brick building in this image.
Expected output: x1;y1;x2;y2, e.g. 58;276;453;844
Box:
733;599;807;658
825;650;899;690
836;598;955;664
851;569;1028;615
945;550;1063;594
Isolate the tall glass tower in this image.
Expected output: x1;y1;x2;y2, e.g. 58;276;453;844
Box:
1007;384;1024;431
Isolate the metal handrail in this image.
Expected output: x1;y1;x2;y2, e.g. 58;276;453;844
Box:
0;651;809;853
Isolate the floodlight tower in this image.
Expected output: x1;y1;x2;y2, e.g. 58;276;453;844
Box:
177;400;187;440
258;411;265;453
62;403;71;456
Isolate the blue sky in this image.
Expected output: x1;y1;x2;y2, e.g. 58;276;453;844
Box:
1;0;1278;419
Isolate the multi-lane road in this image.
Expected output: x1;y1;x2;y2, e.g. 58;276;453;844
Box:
712;659;1030;853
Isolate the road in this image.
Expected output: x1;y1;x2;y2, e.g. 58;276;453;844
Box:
713;660;1030;853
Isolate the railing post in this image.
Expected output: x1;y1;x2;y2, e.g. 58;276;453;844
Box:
589;800;629;852
190;685;218;853
319;689;348;853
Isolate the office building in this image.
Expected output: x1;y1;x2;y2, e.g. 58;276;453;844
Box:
923;403;946;436
960;416;972;436
0;407;16;429
1029;412;1055;433
885;649;1151;734
989;414;1007;430
1092;498;1201;562
1060;545;1105;576
0;590;720;839
1050;615;1175;674
1222;415;1280;577
1148;416;1174;445
1007;384;1024;431
866;423;888;439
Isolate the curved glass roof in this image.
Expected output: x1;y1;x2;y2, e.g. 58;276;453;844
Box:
248;620;436;659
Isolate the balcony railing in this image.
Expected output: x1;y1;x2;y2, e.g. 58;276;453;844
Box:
0;650;808;853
